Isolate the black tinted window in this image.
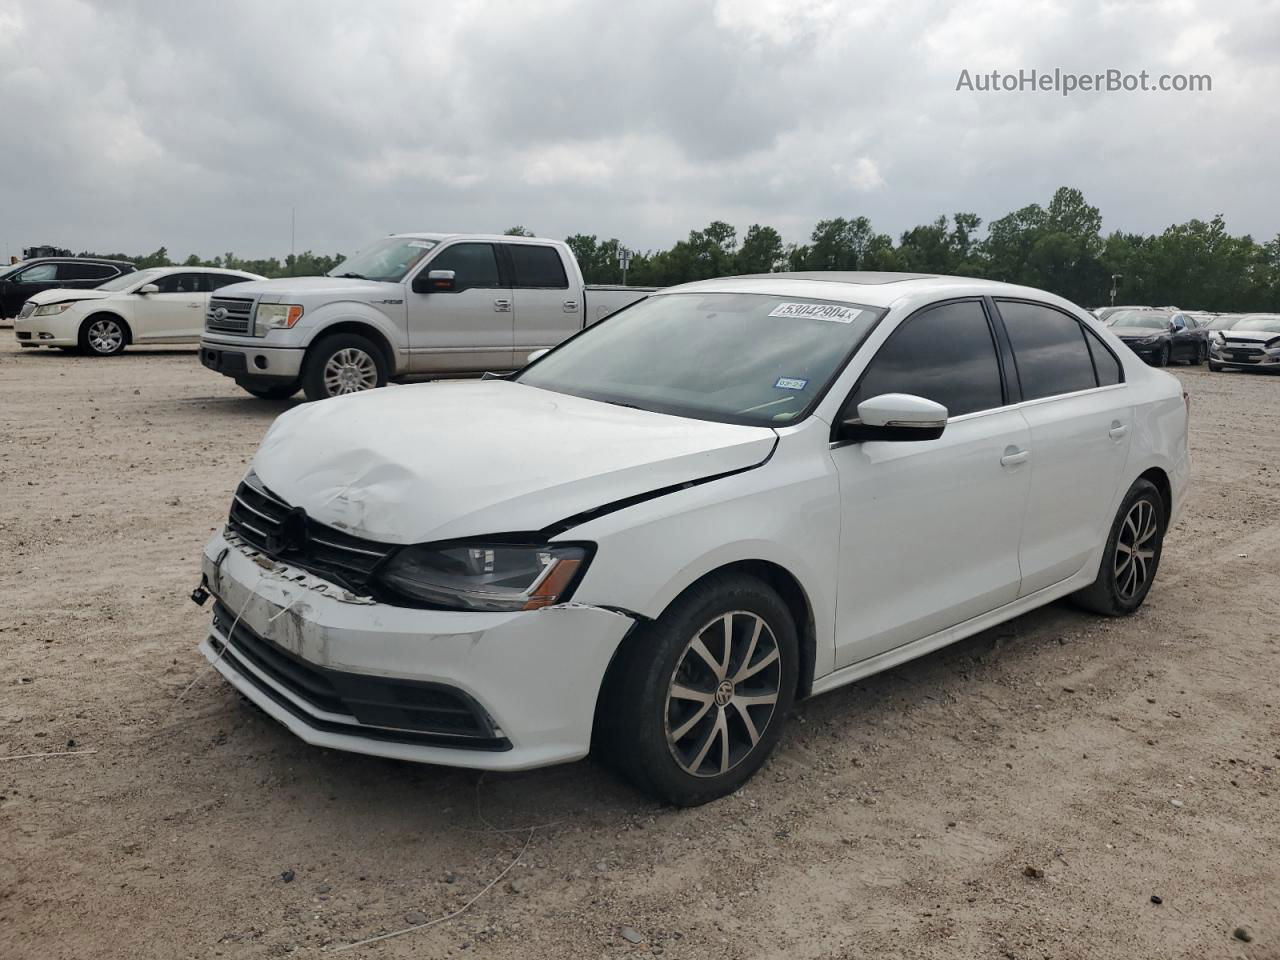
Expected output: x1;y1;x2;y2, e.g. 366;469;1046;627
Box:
426;243;502;290
154;273;201;293
508;244;568;288
846;300;1003;419
1084;327;1123;386
206;274;248;291
62;262;117;281
998;301;1098;400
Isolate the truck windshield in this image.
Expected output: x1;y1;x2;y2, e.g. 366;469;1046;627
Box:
516;292;882;427
327;237;438;283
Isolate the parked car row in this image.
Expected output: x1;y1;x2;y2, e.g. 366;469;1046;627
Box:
1096;306;1280;373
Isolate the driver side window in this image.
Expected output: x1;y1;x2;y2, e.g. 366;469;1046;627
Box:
18;264;58;282
423;243;503;292
844;299;1005;420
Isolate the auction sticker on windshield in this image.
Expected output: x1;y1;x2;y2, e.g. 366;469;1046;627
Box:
768;302;863;323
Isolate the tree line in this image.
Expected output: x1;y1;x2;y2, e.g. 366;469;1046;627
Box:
80;188;1280;310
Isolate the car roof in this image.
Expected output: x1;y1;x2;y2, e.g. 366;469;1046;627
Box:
656;272;1088;313
13;256;136;266
141;266;260;275
389;232;558;244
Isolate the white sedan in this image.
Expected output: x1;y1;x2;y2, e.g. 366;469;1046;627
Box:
14;266;264;355
196;273;1190;805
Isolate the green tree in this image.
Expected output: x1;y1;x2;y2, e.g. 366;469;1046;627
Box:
736;224;785;273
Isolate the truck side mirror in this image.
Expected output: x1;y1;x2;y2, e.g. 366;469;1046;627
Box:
412;270;456;294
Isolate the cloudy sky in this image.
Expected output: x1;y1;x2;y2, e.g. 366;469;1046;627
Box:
1;0;1276;261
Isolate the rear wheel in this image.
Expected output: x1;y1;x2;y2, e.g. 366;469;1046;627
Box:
1072;478;1166;616
78;315;128;356
596;573;798;806
301;334;388;402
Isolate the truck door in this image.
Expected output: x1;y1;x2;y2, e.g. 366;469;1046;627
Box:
406;241;514;373
503;243;580;366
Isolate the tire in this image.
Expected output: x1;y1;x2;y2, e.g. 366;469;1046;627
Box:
1208;360;1223;372
78;315;128;356
301;334;388;402
1155;344;1170;367
241;383;298;400
1192;342;1207;366
596;572;799;806
1072;478;1166;616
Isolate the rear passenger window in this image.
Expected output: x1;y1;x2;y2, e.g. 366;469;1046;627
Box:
845;299;1003;419
998;300;1098;401
1084;327;1123;386
61;262;117;281
206;274;246;291
507;245;569;288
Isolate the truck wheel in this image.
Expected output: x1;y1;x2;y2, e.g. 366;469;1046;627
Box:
595;572;798;807
241;383;298;400
301;334;387;402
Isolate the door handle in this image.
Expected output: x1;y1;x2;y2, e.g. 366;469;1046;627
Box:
493;299;512;313
1000;448;1029;467
1108;423;1129;440
563;300;578;312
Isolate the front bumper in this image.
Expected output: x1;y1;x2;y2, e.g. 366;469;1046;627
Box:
13;314;78;346
200;337;305;384
1119;339;1163;360
1210;345;1280;368
199;530;636;771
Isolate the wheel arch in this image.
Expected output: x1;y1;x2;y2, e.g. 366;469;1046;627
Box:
303;320;397;374
80;311;133;345
1137;465;1173;528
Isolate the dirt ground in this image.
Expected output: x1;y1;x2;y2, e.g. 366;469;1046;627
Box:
1;337;1277;960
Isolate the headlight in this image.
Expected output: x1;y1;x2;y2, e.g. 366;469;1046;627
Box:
1136;336;1159;345
377;541;590;611
254;303;304;336
33;302;75;317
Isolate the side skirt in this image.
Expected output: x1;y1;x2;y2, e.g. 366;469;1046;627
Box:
808;572;1092;698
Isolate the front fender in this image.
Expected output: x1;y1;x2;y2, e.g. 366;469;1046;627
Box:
564;434;841;682
271;301;409;372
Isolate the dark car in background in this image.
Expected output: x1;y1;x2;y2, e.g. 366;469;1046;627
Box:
1105;309;1207;366
0;258;136;318
1208;314;1280;372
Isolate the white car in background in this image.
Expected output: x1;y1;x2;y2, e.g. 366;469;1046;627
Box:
196;272;1190;806
14;267;264;356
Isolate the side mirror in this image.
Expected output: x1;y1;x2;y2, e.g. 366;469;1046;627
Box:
526;348;549;364
412;269;456;293
836;393;948;443
137;283;160;295
1168;320;1179;333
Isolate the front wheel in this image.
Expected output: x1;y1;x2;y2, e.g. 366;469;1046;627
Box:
596;573;798;806
301;334;388;402
1208;360;1224;372
1192;342;1207;365
1072;478;1166;616
79;316;128;356
1155;344;1171;367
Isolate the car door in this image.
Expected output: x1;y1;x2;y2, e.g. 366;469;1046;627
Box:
129;272;205;341
504;242;580;365
406;241;514;373
830;298;1032;668
6;262;63;314
992;299;1133;596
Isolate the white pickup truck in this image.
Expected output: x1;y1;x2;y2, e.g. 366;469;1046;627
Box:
199;233;656;400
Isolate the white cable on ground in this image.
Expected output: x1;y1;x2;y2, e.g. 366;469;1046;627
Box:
0;749;98;762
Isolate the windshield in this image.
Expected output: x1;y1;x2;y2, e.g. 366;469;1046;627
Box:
1107;310;1169;330
97;268;157;292
326;237;437;282
1232;315;1280;333
516;292;882;426
1208;315;1242;329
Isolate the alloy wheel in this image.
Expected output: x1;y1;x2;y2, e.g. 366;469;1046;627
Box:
87;319;123;354
664;611;782;778
322;347;379;395
1114;498;1158;600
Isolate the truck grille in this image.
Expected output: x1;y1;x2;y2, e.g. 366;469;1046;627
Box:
206;296;255;335
227;476;393;592
17;301;36;319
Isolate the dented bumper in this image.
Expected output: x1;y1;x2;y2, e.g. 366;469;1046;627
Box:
199;530;636;771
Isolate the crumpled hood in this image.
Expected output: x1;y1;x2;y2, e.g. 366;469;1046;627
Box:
25;288;114;305
219;276;397;302
1219;329;1280;345
252;381;777;544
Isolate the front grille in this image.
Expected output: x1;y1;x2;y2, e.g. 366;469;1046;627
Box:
210;602;508;749
17;301;36;319
227;477;393;592
206;296;255;335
